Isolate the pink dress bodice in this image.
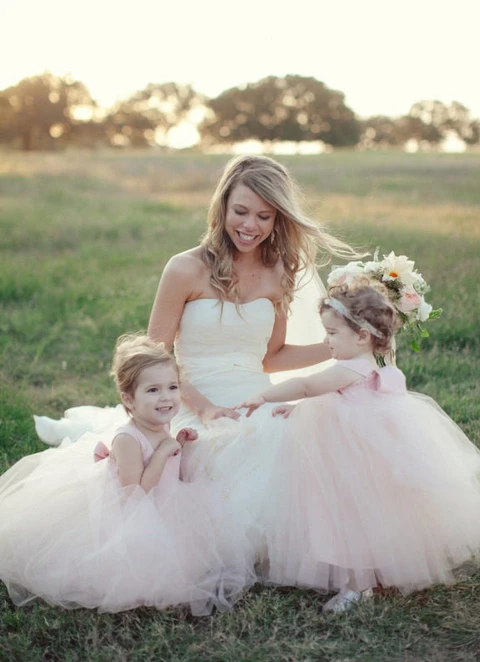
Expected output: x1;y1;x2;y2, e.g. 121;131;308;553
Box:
336;358;407;395
112;422;181;485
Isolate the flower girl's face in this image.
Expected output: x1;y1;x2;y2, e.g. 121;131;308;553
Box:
124;363;181;428
322;310;365;360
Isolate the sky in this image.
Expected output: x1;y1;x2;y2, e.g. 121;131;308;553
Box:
2;0;479;120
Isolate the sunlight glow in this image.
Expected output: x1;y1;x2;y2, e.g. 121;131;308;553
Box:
164;123;200;149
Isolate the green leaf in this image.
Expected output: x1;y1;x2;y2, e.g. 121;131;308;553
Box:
410;339;421;352
428;308;443;320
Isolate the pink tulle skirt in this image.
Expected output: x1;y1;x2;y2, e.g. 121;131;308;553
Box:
0;434;255;614
260;389;480;593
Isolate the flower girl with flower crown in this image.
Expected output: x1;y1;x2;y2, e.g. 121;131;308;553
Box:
0;334;254;614
239;271;480;614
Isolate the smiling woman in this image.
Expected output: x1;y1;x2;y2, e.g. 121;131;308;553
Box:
225;185;276;252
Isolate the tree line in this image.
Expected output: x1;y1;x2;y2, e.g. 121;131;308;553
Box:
1;72;478;151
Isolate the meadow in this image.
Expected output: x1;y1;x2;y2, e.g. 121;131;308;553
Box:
0;148;479;661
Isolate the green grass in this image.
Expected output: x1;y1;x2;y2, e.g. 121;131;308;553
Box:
1;149;480;661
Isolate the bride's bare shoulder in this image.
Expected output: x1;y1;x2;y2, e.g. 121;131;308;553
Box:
165;247;208;279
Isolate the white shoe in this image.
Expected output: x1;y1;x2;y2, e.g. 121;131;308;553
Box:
322;588;373;614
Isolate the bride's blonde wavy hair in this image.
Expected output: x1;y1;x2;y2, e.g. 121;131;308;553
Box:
201;155;360;313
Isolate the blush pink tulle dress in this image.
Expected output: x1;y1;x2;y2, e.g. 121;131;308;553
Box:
258;358;480;594
0;422;255;614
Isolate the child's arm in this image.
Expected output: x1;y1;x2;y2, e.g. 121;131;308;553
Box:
140;439;181;492
239;364;362;417
113;434;180;492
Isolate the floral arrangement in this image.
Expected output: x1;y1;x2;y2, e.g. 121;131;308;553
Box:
327;250;442;352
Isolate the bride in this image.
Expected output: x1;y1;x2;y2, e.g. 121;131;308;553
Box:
35;155;358;590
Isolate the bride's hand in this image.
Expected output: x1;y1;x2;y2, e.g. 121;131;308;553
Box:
236;395;266;418
200;405;240;426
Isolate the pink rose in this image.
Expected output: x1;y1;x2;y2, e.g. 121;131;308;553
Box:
399;291;421;312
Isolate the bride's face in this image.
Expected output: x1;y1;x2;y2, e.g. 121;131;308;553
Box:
224;184;276;253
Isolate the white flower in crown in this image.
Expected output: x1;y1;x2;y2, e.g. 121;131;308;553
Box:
417;299;433;322
327;262;365;287
379;251;418;289
363;260;381;274
410;271;429;295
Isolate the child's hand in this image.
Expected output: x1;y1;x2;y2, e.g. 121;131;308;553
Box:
161;438;182;457
93;440;110;462
176;427;198;446
237;395;266;418
272;404;296;419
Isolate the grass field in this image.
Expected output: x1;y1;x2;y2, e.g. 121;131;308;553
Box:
1;149;480;661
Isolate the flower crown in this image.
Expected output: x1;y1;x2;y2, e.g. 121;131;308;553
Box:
327;250;442;352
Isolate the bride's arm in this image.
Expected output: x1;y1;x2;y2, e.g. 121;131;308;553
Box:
262;312;331;373
148;253;194;351
148;253;240;423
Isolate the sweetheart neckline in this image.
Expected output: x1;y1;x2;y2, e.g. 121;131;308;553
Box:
185;297;273;307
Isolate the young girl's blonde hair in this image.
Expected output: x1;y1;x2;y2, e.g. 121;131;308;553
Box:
111;333;177;397
320;284;401;355
201;155;360;313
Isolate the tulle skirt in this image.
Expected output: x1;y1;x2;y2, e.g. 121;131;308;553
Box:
259;390;480;594
30;386;480;598
0;434;255;614
180;409;289;571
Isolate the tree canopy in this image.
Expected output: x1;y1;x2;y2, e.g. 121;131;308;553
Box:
406;100;479;144
359;100;480;147
0;72;95;150
103;82;205;147
1;72;478;150
199;75;360;147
